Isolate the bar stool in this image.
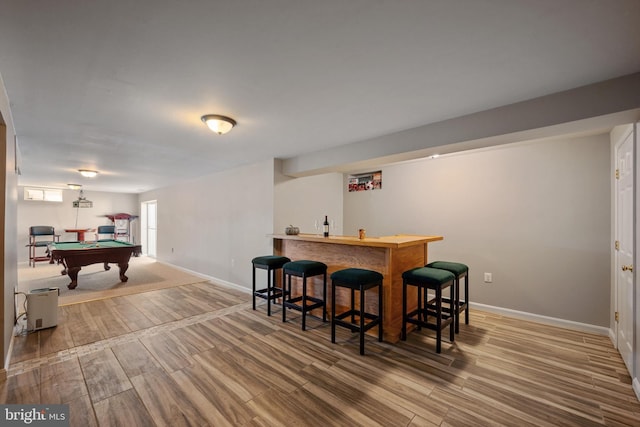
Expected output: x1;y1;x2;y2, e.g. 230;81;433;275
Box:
426;261;469;333
252;255;291;316
282;260;327;330
330;268;383;355
401;266;455;353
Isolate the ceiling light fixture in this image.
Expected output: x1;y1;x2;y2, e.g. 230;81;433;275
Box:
67;183;82;190
78;169;98;178
201;114;236;135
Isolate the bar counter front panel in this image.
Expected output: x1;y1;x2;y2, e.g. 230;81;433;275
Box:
272;233;443;343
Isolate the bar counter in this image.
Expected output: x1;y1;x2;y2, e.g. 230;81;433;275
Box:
272;233;443;342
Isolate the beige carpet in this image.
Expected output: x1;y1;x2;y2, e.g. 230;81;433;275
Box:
18;256;209;305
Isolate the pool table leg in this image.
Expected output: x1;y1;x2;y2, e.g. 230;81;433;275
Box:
104;262;111;271
118;262;129;282
67;267;80;289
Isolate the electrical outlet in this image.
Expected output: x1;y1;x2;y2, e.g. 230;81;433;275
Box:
484;272;493;283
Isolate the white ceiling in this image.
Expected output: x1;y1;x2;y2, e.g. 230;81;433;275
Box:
1;0;639;193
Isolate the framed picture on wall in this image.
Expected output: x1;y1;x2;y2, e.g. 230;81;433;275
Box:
348;171;382;192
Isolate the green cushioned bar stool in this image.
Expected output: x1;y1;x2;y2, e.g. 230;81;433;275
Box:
401;267;455;353
426;261;469;333
252;255;291;316
330;268;383;355
282;260;327;331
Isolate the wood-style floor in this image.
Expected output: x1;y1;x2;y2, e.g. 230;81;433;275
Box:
3;281;639;426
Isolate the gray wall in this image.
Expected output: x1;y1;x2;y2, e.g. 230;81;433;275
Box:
139;159;276;289
274;165;343;236
147;134;611;328
342;134;611;327
17;189;139;264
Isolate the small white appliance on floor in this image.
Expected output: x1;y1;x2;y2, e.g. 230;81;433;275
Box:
27;287;59;331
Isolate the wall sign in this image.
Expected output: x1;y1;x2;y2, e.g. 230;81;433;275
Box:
348;171;382;192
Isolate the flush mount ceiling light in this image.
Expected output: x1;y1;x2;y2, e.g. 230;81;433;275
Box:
78;169;98;178
201;114;236;135
67;183;82;190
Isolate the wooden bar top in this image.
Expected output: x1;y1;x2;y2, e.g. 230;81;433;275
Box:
271;233;443;248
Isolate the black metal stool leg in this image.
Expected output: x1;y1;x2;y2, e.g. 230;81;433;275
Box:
252;266;257;310
322;272;327;322
282;273;290;323
401;280;407;341
449;283;455;342
302;276;307;331
331;280;336;343
417;285;423;331
436;285;442;353
359;286;365;355
350;288;355;323
464;275;470;324
454;276;460;333
378;282;383;342
266;267;272;316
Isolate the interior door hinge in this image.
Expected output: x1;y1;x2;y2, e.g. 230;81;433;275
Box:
615;311;619;322
615;240;620;250
615;169;620;179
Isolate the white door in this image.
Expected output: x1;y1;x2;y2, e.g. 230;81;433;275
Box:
141;200;157;258
615;128;634;374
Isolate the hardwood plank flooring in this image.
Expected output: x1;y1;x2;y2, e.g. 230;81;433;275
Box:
4;280;639;426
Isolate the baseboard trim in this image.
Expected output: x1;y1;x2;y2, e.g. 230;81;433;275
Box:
158;261;611;335
633;377;640;401
609;328;617;347
2;332;15;382
471;302;610;336
157;261;251;294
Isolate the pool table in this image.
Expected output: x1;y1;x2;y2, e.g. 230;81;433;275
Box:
49;240;142;289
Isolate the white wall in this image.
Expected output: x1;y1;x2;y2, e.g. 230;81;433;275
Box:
343;134;611;327
139;159;275;290
17;188;139;263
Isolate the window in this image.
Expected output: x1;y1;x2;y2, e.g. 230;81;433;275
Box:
24;187;63;202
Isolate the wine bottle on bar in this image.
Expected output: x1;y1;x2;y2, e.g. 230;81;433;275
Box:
323;215;329;237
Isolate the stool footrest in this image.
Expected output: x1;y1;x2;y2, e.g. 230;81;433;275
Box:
254;287;288;301
405;312;454;331
426;298;456;317
441;297;468;308
284;296;325;312
406;307;455;322
334;310;381;333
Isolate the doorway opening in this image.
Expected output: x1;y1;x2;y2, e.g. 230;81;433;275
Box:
141;200;157;258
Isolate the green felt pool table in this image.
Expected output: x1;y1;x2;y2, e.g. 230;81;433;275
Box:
49;240;142;289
